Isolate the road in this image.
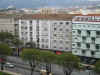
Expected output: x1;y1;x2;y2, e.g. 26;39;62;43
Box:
5;56;98;75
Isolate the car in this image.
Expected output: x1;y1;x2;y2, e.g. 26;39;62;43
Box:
5;62;15;68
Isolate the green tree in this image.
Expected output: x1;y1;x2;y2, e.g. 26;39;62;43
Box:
20;49;40;75
0;32;14;43
25;42;36;48
40;51;56;75
12;39;23;47
94;60;100;74
56;53;80;75
12;38;23;56
0;43;12;70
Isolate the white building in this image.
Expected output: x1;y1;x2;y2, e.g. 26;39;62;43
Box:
72;15;100;59
17;14;73;52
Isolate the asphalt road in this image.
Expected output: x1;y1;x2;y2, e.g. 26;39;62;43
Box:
5;56;98;75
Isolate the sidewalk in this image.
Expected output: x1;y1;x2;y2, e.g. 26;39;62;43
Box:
2;70;21;75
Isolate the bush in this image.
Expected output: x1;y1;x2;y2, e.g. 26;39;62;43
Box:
0;71;11;75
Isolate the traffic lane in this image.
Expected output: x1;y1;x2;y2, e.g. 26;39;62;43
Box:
5;66;40;75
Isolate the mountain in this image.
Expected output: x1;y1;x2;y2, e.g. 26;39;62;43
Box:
0;0;100;8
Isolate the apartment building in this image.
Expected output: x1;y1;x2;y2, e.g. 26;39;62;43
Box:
0;14;15;35
72;15;100;59
17;14;73;52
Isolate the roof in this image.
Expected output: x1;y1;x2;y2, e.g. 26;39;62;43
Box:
16;14;75;20
73;14;100;22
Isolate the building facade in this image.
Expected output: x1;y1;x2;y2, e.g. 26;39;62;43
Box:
17;14;73;52
72;15;100;59
0;15;15;35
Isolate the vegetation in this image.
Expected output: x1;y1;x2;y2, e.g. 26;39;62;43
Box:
56;53;80;75
0;32;23;48
39;51;56;75
94;60;100;74
20;49;81;75
20;49;40;75
0;32;14;43
0;71;11;75
0;44;12;70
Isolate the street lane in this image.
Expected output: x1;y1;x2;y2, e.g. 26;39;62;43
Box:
6;56;98;75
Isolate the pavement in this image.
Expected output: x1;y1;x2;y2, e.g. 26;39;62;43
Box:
1;70;21;75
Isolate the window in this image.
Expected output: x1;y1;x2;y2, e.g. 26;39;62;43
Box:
44;28;48;31
59;28;63;31
54;23;57;25
77;30;81;34
91;37;95;43
66;29;69;31
54;28;57;30
54;34;57;37
87;30;90;36
96;31;100;35
82;50;85;54
60;22;63;24
53;46;56;48
46;45;48;48
30;32;32;36
25;32;27;34
91;51;95;56
30;37;33;41
65;47;68;50
66;22;69;25
72;31;75;33
72;44;75;46
30;20;32;24
82;36;86;40
86;43;90;48
66;41;69;44
77;42;81;47
60;40;63;43
53;40;57;43
96;44;99;49
42;39;44;42
30;27;32;31
25;27;27;29
21;21;25;24
42;44;44;48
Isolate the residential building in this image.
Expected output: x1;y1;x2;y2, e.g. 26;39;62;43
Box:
72;14;100;59
0;14;15;35
17;14;73;52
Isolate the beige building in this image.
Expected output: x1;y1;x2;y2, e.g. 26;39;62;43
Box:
0;14;15;35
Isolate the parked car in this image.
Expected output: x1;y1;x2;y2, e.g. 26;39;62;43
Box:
5;62;15;68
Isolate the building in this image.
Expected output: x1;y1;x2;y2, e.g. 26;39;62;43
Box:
17;14;73;52
72;14;100;59
0;14;15;35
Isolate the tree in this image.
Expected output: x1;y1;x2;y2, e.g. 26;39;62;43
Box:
25;42;36;48
56;53;80;75
12;38;23;56
0;43;12;70
20;49;40;75
94;60;100;74
0;32;14;43
40;51;56;75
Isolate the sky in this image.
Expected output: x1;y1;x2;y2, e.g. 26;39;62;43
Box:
0;0;100;8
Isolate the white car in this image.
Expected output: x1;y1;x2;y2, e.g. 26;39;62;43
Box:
5;62;15;68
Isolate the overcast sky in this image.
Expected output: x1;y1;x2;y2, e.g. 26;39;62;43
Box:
0;0;100;8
